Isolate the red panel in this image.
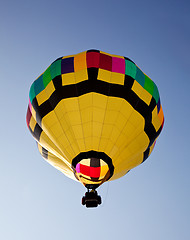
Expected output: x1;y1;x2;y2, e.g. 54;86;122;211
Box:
86;52;100;68
80;164;90;176
90;167;100;178
99;53;112;71
26;106;32;128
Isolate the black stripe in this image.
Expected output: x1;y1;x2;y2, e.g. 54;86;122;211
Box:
72;150;114;180
33;124;42;141
52;75;62;89
51;57;62;64
42;147;48;159
143;148;150;163
32;75;159;147
87;49;100;53
90;158;100;167
124;56;135;64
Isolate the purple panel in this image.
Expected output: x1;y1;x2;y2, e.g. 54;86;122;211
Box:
61;57;74;74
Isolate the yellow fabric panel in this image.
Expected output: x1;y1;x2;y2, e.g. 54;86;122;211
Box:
132;80;143;97
71;125;86;151
140;88;152;105
67;111;82;125
100;135;115;154
56;134;77;160
92;122;103;138
81;108;92;124
92;93;108;109
111;132;127;157
110;152;144;181
76;139;86;152
52;99;86;154
101;124;113;139
127;131;149;155
122;121;136;140
128;110;145;129
152;105;158;120
72;125;84;139
92;136;101;150
110;72;125;85
152;106;164;131
114;111;126;130
78;93;93;110
62;72;75;85
79;176;102;185
98;69;111;82
100;165;109;178
119;99;134;119
74;52;87;71
152;115;162;131
104;109;119;125
132;80;152;105
41;112;77;161
120;130;148;160
29;115;36;132
117;150;143;170
61;97;80;112
38;91;153;182
74;69;88;83
60;128;80;154
92;107;107;123
82;122;92;138
49;121;65;138
36;88;49;106
45;81;55;99
41;110;59;129
84;137;92;152
31;106;36;122
110;127;149;171
148;141;156;157
39;131;69;162
109;127;121;144
110;168;129;181
107;96;122;110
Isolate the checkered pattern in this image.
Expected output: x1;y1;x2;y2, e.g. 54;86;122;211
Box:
75;158;110;183
26;49;164;187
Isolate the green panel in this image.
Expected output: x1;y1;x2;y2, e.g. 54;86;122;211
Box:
50;59;62;79
153;83;159;103
43;66;52;87
29;82;36;103
144;75;154;95
125;60;136;79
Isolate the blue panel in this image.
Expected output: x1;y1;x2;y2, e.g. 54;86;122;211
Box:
135;67;145;87
34;75;44;96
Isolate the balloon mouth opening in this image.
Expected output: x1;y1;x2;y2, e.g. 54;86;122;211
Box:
71;150;114;188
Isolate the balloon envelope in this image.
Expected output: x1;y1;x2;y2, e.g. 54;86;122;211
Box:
26;50;164;189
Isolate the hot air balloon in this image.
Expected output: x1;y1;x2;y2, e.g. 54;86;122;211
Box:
26;50;164;208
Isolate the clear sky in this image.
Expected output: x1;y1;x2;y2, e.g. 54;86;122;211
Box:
1;0;190;239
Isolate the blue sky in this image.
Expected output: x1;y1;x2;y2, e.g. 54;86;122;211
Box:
1;0;190;239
